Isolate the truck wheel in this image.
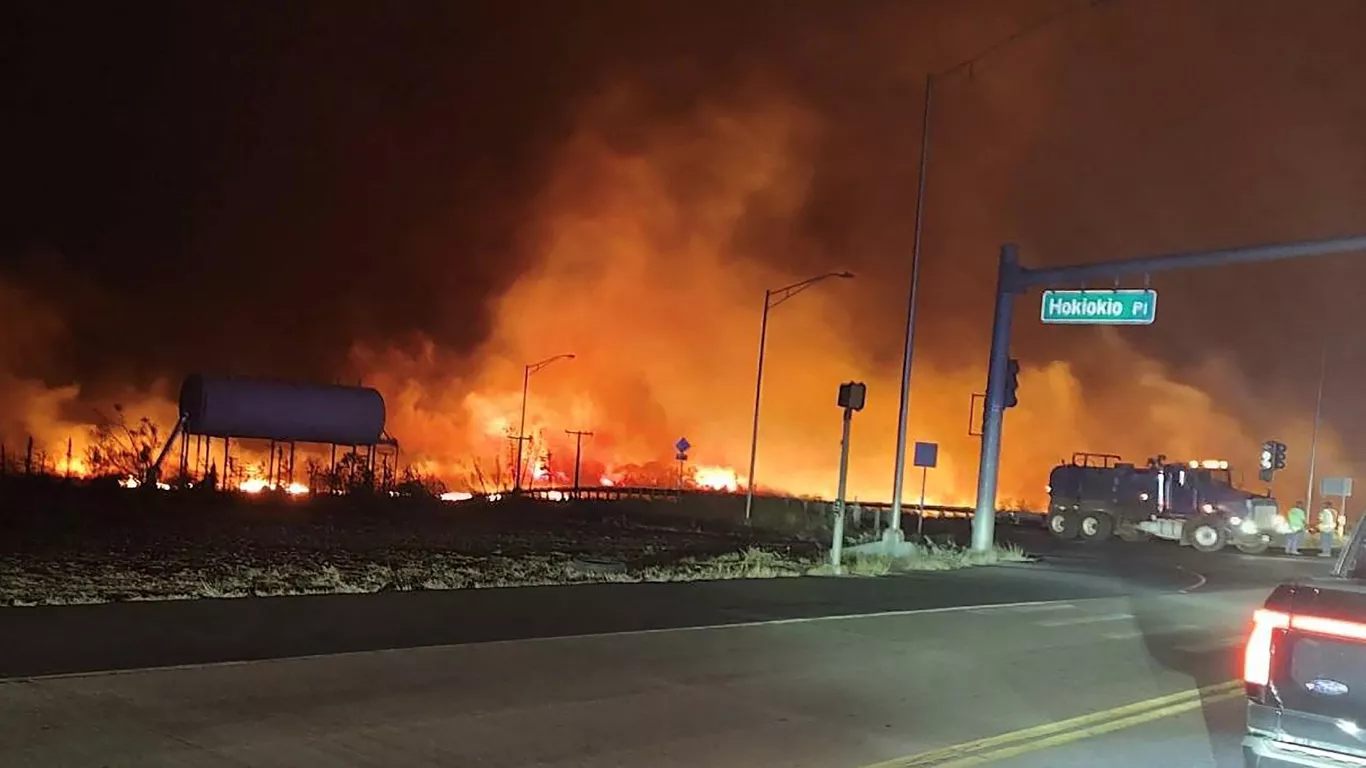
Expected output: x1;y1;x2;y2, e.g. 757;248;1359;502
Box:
1235;536;1270;555
1047;510;1079;540
1188;515;1227;553
1077;512;1114;543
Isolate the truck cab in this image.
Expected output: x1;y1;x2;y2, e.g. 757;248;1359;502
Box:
1243;521;1366;766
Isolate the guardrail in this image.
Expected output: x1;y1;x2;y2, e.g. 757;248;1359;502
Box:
487;485;1042;521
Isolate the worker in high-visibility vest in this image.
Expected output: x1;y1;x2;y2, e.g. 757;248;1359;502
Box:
1319;500;1338;558
1285;501;1307;555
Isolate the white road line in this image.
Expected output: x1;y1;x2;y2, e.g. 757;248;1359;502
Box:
1005;603;1078;613
0;597;1078;684
1037;612;1135;627
1177;566;1208;593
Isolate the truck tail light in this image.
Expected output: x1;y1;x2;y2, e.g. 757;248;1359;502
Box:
1245;609;1289;686
1244;608;1366;687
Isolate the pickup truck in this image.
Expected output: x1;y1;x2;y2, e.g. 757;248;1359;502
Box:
1243;523;1366;766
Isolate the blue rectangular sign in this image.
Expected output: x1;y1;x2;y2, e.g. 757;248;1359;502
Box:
913;441;938;469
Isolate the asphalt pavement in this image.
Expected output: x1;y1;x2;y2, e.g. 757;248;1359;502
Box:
0;527;1337;766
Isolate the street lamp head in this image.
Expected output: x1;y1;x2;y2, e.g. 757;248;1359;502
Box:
835;271;855;279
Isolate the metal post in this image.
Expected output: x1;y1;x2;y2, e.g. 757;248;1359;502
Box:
288;442;296;486
1306;342;1327;514
514;365;530;492
831;405;853;574
890;72;934;535
916;465;929;537
971;244;1021;552
743;291;772;524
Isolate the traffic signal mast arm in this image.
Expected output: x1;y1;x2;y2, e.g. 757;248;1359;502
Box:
1010;234;1366;292
972;233;1366;553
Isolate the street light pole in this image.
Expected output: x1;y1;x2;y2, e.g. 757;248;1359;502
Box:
887;0;1113;539
513;353;575;492
888;71;933;536
1305;341;1327;514
744;292;772;523
743;271;855;524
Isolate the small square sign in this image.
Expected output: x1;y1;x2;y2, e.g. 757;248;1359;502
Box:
913;441;938;469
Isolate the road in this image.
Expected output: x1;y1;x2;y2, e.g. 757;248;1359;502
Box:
0;530;1335;767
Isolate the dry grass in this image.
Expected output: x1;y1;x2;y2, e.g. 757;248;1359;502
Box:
807;540;1036;576
0;533;1033;607
0;547;829;606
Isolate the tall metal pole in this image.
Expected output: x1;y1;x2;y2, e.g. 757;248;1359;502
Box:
512;353;575;492
889;72;934;536
514;365;531;492
971;244;1020;552
830;405;854;574
743;291;772;524
1305;341;1327;513
916;465;929;537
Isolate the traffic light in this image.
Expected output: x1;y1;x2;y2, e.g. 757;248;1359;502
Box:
1004;358;1020;408
1258;439;1287;483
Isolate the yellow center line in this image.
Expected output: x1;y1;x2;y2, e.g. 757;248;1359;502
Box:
860;679;1242;768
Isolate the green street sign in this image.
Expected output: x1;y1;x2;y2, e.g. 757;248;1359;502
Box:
1040;289;1157;325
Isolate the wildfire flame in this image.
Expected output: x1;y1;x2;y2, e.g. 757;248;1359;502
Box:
3;77;1360;511
694;465;740;492
238;478;309;496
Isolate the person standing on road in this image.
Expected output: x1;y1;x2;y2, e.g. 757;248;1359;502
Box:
1319;500;1338;558
1285;500;1307;555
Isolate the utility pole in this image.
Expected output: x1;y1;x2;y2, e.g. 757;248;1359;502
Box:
1306;341;1328;513
565;429;593;492
971;234;1366;553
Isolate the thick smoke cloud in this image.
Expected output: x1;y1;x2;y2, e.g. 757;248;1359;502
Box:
3;0;1364;506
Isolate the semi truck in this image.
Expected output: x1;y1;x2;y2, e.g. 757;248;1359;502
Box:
1046;452;1287;554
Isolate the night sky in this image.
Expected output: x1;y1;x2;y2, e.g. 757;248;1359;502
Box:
5;0;1366;500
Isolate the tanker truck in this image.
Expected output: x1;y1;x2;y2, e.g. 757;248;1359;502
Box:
1045;452;1286;554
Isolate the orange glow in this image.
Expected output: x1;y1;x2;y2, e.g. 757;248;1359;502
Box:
694;465;740;492
340;88;1354;510
238;477;310;495
2;87;1359;510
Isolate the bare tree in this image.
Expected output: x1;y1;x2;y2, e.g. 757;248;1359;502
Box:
334;451;375;494
85;405;161;480
395;466;448;498
468;452;512;494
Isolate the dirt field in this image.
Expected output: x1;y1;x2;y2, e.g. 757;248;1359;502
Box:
0;480;827;605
